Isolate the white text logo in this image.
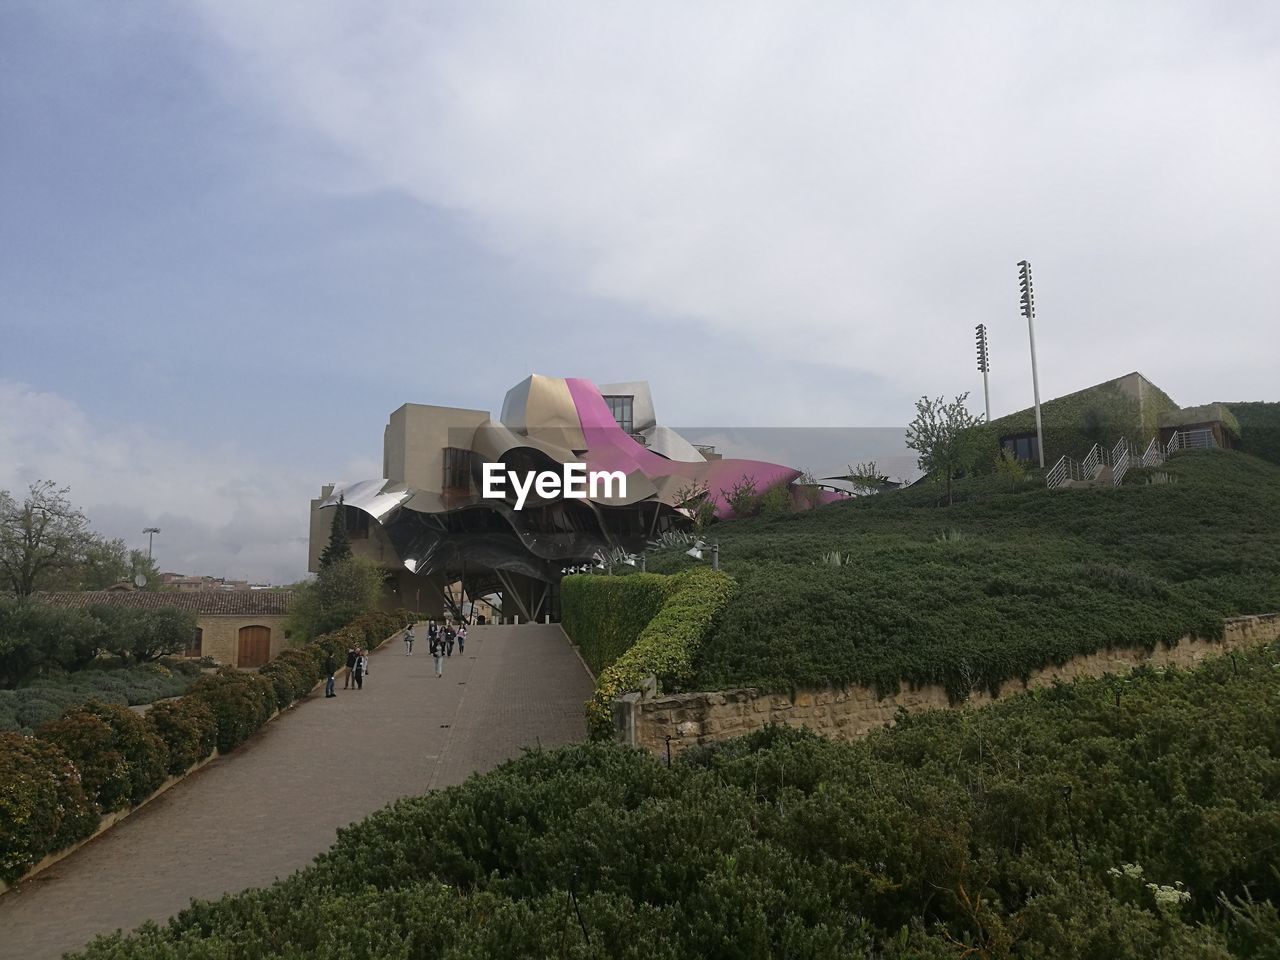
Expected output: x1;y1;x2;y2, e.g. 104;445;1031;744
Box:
481;463;627;510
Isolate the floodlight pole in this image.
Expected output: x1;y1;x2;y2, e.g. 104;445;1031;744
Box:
1017;261;1045;469
711;543;719;571
975;324;992;423
143;527;161;560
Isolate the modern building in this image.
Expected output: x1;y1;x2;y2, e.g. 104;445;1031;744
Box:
39;590;294;668
310;375;825;622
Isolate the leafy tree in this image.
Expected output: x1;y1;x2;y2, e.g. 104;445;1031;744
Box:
318;496;353;569
0;481;101;597
672;479;717;531
994;447;1027;488
904;394;984;505
125;550;162;590
0;598;107;686
89;606;197;664
287;557;383;640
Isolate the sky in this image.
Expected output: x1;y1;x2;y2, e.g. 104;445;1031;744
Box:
2;2;1277;583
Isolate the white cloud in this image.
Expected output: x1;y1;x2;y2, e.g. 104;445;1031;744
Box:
188;1;1280;415
0;380;356;583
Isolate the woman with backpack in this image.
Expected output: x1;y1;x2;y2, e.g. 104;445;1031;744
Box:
456;624;467;655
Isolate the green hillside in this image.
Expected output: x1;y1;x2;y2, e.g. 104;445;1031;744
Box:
647;450;1280;697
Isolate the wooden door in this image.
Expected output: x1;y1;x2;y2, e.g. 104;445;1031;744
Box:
237;625;271;668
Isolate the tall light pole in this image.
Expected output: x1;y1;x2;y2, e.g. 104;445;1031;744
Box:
975;323;991;423
1017;260;1045;468
143;527;161;560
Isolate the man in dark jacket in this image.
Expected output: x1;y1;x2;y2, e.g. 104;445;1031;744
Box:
343;647;357;688
324;654;337;698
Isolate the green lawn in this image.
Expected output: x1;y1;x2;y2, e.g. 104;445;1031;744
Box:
645;450;1280;697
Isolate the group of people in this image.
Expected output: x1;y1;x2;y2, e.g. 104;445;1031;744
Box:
322;646;370;697
321;619;472;697
403;620;467;678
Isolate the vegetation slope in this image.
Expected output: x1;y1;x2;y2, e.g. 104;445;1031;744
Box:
647;450;1280;697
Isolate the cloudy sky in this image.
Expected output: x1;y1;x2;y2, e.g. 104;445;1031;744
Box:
3;2;1277;582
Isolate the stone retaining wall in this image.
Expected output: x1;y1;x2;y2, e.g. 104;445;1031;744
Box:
618;613;1280;758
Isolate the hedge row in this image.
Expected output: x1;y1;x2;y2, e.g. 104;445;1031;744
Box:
0;609;413;884
559;573;677;675
583;568;735;739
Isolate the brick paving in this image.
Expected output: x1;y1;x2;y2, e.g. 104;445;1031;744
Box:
0;624;593;960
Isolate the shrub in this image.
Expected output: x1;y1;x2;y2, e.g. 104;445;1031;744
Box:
37;700;168;810
560;573;676;675
67;649;1280;958
145;698;216;775
585;568;736;739
0;733;97;883
188;671;275;753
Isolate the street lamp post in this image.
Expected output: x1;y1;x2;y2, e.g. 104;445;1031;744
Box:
1017;261;1045;469
975;323;991;423
143;527;161;560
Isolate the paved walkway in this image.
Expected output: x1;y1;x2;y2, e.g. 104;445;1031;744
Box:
0;624;593;960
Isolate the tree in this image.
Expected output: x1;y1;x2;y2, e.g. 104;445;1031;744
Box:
905;394;984;506
843;460;894;497
318;496;353;569
126;550;163;590
0;481;100;597
89;606;196;663
287;556;383;640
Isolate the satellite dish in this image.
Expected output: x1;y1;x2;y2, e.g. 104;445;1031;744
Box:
133;573;147;588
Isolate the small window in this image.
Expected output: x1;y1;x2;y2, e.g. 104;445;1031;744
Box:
602;395;634;435
1001;434;1041;463
442;447;474;494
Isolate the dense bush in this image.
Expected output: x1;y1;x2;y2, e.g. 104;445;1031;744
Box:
187;670;276;754
37;700;168;811
560;573;676;674
145;698;217;776
0;733;98;883
87;605;198;664
584;568;735;738
0;659;205;733
641;450;1280;697
72;646;1280;959
1227;401;1280;466
0;600;106;687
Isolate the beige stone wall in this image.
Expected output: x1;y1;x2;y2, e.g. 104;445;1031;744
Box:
195;615;292;666
626;613;1280;758
385;403;490;492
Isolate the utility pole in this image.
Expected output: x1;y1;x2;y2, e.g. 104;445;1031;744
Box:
1017;261;1045;468
975;323;991;423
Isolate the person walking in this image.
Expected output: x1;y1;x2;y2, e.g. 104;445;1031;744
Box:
444;624;455;657
457;624;467;655
427;620;438;656
403;627;414;656
343;646;357;689
324;653;337;698
432;641;444;678
352;649;367;690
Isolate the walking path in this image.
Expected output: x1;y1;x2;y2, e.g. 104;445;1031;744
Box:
0;623;593;960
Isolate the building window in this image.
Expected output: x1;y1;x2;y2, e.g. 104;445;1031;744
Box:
1001;434;1041;463
602;395;634;435
344;506;370;540
442;447;474;494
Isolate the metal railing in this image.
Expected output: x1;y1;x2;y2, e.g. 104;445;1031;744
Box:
1112;447;1130;486
1141;436;1164;468
1166;428;1217;454
1080;443;1101;481
1046;456;1069;489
